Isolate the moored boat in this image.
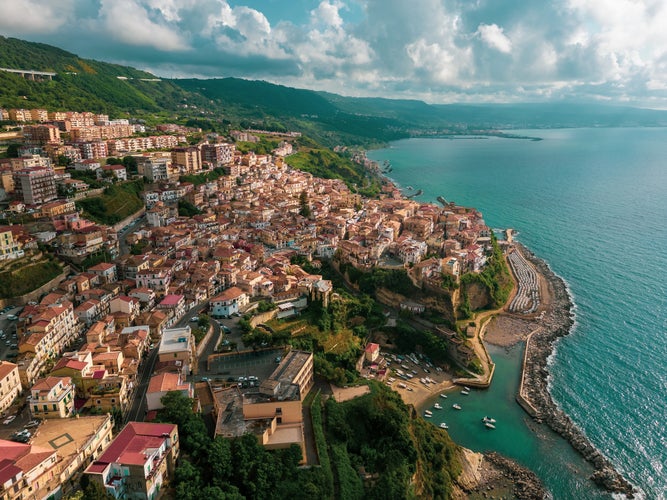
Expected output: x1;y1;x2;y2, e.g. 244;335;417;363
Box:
484;422;496;429
452;404;462;410
440;393;448;399
461;389;470;395
482;416;496;424
424;412;432;418
440;422;448;429
434;403;442;410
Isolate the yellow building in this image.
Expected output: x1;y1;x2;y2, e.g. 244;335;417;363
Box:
0;361;21;415
31;414;114;498
0;227;23;261
29;376;75;418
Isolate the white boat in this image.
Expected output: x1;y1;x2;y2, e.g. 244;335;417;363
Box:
463;386;471;392
424;412;432;418
433;403;442;410
452;404;462;410
424;410;432;416
461;389;470;395
439;422;448;429
439;393;448;399
484;422;496;429
482;416;496;424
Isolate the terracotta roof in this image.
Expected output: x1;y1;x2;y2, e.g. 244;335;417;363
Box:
0;361;17;379
88;422;176;469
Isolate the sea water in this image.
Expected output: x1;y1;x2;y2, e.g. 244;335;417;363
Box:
368;128;667;499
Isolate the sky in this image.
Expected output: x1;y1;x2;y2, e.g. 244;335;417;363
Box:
2;0;667;107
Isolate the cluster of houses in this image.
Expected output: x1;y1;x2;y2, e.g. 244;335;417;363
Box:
0;104;499;499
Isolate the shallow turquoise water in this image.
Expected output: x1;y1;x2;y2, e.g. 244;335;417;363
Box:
368;128;667;499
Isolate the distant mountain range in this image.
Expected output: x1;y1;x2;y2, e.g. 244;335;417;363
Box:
2;36;667;146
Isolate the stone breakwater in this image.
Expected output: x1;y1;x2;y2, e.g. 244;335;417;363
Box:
484;452;546;500
517;244;635;497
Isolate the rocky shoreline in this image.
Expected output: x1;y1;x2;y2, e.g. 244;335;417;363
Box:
517;243;635;497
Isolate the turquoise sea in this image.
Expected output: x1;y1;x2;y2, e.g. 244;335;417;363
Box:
368;128;667;499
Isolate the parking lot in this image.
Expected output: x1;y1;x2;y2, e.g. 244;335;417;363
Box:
0;306;21;361
207;348;284;385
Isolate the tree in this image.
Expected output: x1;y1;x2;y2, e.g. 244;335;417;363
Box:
299;190;311;217
81;479;115;500
6;143;20;158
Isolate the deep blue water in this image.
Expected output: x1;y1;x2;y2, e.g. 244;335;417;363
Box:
368;128;667;499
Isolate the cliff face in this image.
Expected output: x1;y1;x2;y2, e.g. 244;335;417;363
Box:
462;281;491;311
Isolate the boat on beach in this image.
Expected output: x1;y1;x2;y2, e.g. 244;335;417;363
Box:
452;404;462;410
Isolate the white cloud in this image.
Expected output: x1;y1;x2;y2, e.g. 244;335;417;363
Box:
99;0;188;51
4;0;667;105
0;0;74;34
476;23;512;54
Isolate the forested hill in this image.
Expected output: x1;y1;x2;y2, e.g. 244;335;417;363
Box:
0;36;203;114
3;36;667;145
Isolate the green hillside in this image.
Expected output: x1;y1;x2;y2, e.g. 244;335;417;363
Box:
0;36;202;114
3;36;667;145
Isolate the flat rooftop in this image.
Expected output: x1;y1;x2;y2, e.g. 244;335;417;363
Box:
269;350;311;385
31;415;111;470
159;327;192;354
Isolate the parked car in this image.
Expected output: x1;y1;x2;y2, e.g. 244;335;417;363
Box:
3;415;16;425
7;315;17;321
190;316;199;322
25;420;40;428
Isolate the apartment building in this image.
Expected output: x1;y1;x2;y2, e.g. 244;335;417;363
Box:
201;142;235;167
12;167;57;205
22;124;61;144
0;439;60;500
84;422;179;500
158;326;193;376
0;227;24;261
209;286;249;318
171;146;201;173
0;361;21;415
32;414;114;498
29;376;75;418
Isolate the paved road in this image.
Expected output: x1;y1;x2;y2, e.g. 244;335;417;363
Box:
125;345;159;423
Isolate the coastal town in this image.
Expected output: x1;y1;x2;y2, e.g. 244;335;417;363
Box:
0;103;633;499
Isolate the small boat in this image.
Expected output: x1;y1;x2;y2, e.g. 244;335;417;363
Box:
424;412;432;418
440;422;448;429
424;410;432;416
482;416;496;424
463;386;471;392
452;404;462;410
484;422;496;429
433;403;442;410
461;389;470;396
440;393;448;399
